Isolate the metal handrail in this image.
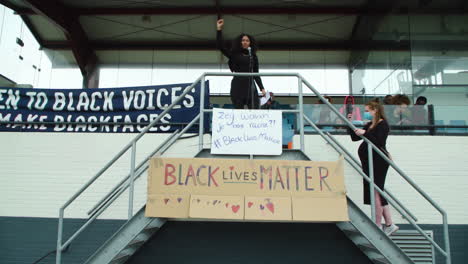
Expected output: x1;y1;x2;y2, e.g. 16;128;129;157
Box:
298;75;451;264
202;72;451;263
323;132;418;222
87;129;181;216
55;71;451;264
302;115;447;255
89;116;201;219
56;75;204;263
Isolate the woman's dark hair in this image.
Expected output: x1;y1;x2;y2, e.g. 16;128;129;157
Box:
391;94;410;105
231;33;258;54
383;94;393;105
416;96;427;105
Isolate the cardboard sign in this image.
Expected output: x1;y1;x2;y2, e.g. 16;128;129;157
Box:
146;157;348;222
244;196;292;221
189;195;244;220
211;109;282;155
147;194;190;218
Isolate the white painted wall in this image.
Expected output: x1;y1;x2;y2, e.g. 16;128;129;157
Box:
0;132;467;225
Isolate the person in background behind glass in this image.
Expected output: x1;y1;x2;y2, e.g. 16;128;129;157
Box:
388;94;411;126
383;95;393;105
339;95;362;123
318;96;334;124
412;96;428;125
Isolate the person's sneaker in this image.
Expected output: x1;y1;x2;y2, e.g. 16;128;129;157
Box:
384;224;399;236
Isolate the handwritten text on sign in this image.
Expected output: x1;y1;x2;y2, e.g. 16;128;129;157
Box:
146;157;348;222
211;109;282;155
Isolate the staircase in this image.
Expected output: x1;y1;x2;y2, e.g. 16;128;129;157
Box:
337;199;413;264
84;149;413;264
391;230;435;264
55;72;450;264
84;207;165;264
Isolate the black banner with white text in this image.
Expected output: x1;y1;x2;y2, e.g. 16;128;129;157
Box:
0;82;209;133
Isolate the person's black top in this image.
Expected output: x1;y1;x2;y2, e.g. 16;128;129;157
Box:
350;120;389;159
216;30;265;92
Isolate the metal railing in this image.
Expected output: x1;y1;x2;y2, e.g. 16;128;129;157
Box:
55;75;205;263
55;72;451;264
200;72;451;264
294;73;451;264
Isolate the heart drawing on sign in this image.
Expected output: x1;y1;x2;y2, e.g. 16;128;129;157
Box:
248;202;254;208
177;198;182;203
231;205;240;213
266;201;275;214
229;166;235;170
164;198;170;204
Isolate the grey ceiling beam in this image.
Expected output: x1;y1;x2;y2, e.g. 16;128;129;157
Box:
22;0;99;88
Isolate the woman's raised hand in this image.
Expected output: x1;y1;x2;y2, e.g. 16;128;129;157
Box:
216;19;224;31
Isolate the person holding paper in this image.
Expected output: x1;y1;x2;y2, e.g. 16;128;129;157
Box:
216;18;266;109
349;101;399;236
260;92;280;109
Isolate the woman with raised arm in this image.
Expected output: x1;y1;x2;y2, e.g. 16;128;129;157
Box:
216;18;266;109
349;101;399;236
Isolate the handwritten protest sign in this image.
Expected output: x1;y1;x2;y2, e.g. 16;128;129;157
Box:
211;109;282;155
146;157;348;222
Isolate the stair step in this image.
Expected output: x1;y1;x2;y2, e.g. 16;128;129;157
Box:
111;247;138;263
391;235;432;240
337;199;414;264
410;257;433;261
342;229;361;237
397;244;433;249
125;232;151;249
393;240;431;245
144;218;165;231
340;226;360;234
406;253;433;258
390;230;434;264
349;235;377;251
402;249;432;253
111;252;131;263
144;225;159;231
365;251;389;264
357;242;377;251
127;238;146;247
111;259;129;264
370;257;390;264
